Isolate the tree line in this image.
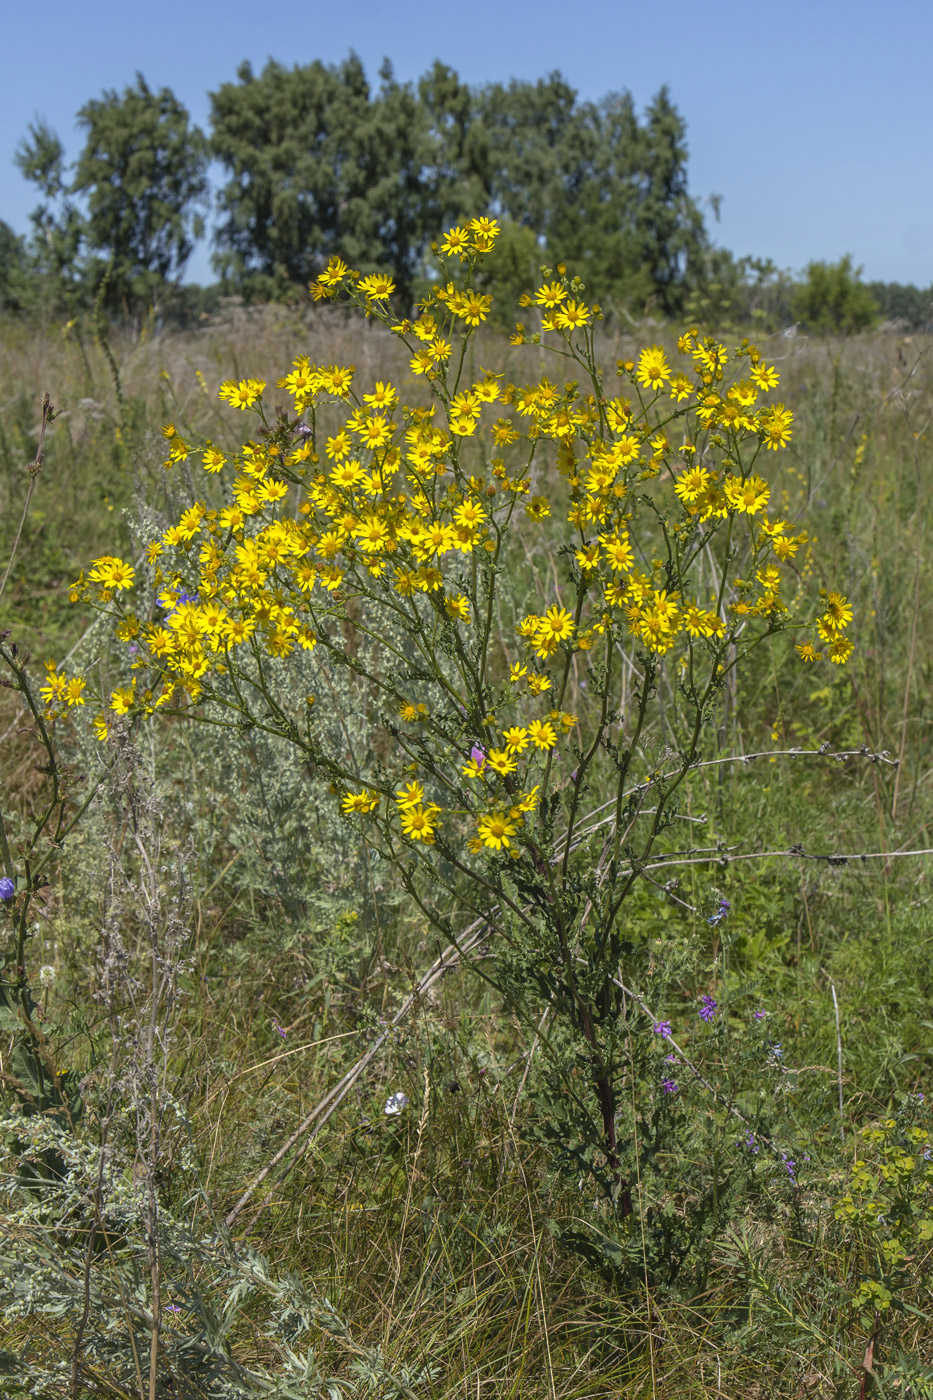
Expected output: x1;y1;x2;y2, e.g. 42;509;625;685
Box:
2;57;929;332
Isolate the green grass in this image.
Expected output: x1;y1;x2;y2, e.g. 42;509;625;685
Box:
2;308;933;1396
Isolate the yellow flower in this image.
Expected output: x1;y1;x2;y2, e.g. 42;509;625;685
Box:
598;532;634;572
527;720;557;750
759;403;793;451
63;677;87;707
363;381;398;409
502;726;529;753
219;378;265;410
751;362;780;391
110;684;136;715
724;474;771;515
357;272;396;300
636;346;671;392
39;666;66;706
674;466;711;505
487;747;518;776
555;299;590;331
395;781;425;810
452;291;492;326
342;789;380;814
202;444;226;473
828;634;854;665
440;226;471;257
796;642;821;662
398;701;428;722
821;592;853;631
534;606;575;649
88;556;136;591
535;282;568;308
399;804;439;842
476;812;518;850
575;542;601;571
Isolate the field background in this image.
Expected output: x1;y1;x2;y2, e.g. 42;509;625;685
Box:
2;306;933;1397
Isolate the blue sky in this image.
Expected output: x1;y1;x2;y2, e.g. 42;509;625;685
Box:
3;0;931;286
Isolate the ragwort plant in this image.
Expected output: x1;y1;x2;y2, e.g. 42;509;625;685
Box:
55;217;855;1256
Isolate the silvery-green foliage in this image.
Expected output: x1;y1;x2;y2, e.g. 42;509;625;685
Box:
0;1112;413;1398
66;486;415;937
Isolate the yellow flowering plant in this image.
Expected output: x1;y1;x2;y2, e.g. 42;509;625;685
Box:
59;217;854;1215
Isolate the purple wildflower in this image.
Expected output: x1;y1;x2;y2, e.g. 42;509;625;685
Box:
781;1151;797;1181
470;744;487;769
653;1020;672;1038
0;877;14;902
699;994;717;1023
754;1009;766;1020
664;1052;678;1063
273;1022;287;1039
745;1132;760;1154
661;1079;678;1094
707;898;731;927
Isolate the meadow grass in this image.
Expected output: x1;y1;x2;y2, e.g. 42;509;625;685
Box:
1;308;932;1397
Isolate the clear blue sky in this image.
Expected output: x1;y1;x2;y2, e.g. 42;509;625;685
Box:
3;0;931;287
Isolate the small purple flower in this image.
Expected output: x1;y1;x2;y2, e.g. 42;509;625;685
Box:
754;1009;766;1020
664;1052;678;1063
0;877;14;902
781;1151;796;1181
661;1078;678;1094
470;745;487;769
745;1131;760;1154
699;994;717;1023
272;1021;287;1039
707;898;731;927
653;1020;672;1038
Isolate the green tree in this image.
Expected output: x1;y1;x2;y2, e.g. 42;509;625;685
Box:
210;55;438;305
633;87;707;315
417;61;490;233
476;77;706;316
0;221;32;313
866;279;933;331
71;74;209;313
14;120;86;309
208;56;708;318
792;255;879;334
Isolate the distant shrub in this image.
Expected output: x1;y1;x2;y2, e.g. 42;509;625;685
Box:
792;254;879;334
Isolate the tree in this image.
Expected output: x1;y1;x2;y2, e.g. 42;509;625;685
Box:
476;77;707;315
210;55;430;304
632;88;707;315
792;256;879;335
0;221;31;313
14;120;86;308
207;55;709;317
71;74;209;313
